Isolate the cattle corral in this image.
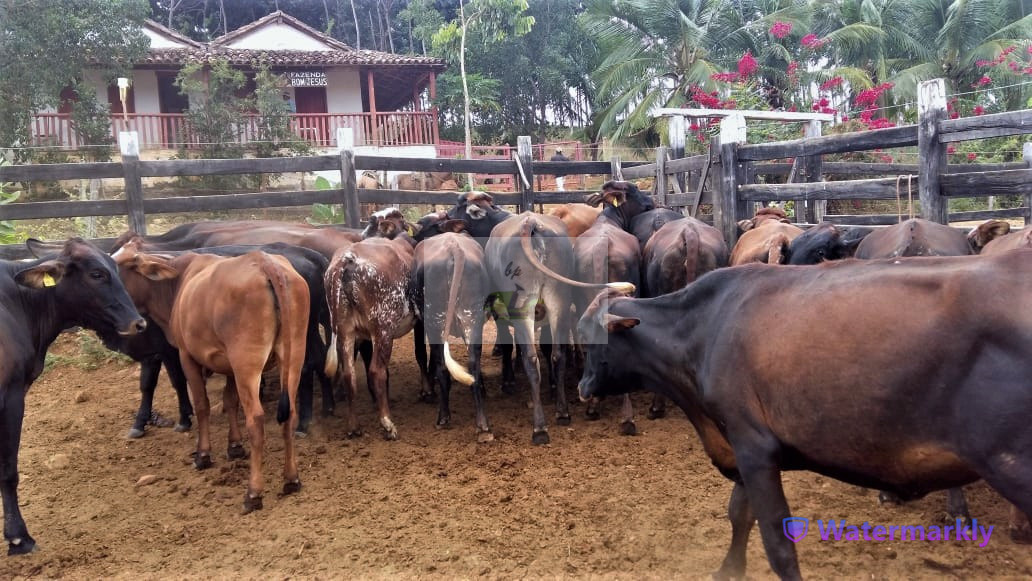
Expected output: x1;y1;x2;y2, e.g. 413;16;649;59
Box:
2;77;1032;579
1;332;1031;580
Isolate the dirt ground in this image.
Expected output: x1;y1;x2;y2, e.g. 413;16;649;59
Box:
2;331;1030;581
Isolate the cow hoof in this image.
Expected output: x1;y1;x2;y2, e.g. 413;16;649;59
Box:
476;431;495;444
556;414;571;426
294;429;309;439
646;407;666;420
878;491;903;506
241;494;263;514
227;443;247;460
174;422;191;433
584;409;601;421
346;429;363;439
193;452;213;470
320;408;335;418
620;421;638;436
282;479;302;495
435;420;451;430
383;430;399;441
531;431;550;446
381;418;398;440
7;536;36;556
418;391;437;404
710;566;744;581
127;427;145;439
501;380;517;396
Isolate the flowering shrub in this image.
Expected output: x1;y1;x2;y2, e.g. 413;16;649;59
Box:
800;33;825;49
770;21;792;39
737;51;757;78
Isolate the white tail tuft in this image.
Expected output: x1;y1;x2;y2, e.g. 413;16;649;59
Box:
324;332;339;378
605;281;636;295
443;340;475;386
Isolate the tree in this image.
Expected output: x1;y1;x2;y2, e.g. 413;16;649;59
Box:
433;0;534;163
0;0;149;158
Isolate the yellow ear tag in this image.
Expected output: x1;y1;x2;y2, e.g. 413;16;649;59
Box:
42;273;57;287
407;225;415;236
612;199;621;207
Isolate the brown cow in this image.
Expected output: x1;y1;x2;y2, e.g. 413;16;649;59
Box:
854;217;986;258
548;203;602;238
111;220;361;261
737;206;792;232
393;171;455;191
729;219;803;265
324;217;418;440
116;246;310;514
980;226;1032;255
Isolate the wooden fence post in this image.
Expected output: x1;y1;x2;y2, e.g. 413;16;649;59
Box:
1024;142;1032;226
668;115;686;192
716;114;746;245
119;131;146;234
918;78;948;224
516;136;534;213
799;119;824;223
337;127;360;228
610;156;623;181
654;146;668;205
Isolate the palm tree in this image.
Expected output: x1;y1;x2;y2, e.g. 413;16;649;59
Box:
888;0;1032;102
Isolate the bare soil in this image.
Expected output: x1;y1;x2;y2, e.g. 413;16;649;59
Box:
1;332;1030;580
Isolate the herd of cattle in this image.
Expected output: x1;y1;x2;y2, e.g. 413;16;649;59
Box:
1;179;1031;579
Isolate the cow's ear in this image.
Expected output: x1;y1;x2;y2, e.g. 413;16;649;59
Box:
131;255;179;281
584;193;603;207
603;313;640;333
14;260;66;289
969;219;1011;249
778;218;792;224
25;238;63;258
737;219;756;232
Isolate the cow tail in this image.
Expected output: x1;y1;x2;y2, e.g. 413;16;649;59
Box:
682;224;700;284
258;254;302;426
442;243;474;386
323;253;354;378
766;233;790;265
518;216;634;294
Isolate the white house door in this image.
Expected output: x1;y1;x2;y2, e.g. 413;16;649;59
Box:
294;87;328;145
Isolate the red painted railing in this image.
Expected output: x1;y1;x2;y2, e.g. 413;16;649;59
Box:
29;111;437;149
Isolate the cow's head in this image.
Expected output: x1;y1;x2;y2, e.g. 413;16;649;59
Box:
587;181;654;222
363;207;418;241
787;223;869;265
413;211;469;242
576;287;639;402
967;219;1011;252
738;206;791;232
450;191;497;221
18;238;147;336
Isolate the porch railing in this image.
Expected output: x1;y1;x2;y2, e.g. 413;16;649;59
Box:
28;111;437;150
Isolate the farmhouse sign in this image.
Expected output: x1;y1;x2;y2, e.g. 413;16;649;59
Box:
288;71;327;87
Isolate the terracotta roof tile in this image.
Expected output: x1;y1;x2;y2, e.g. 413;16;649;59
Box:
139;47;445;69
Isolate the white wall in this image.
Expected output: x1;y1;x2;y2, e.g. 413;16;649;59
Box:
326;68;363;113
224;23;335;51
144;27;192;49
132;70;161;114
311;145;440;187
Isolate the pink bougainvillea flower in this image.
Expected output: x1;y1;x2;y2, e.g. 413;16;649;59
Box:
770;21;792;39
973;105;985;115
819;76;844;91
801;33;824;48
737;51;757;78
710;72;739;83
947;145;956;154
967;153;977;161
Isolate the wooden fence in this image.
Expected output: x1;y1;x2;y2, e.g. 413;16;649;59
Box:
2;77;1030;258
625;79;1032;244
0;131;640;259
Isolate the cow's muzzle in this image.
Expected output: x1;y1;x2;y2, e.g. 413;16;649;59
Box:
119;317;147;336
466;205;486;220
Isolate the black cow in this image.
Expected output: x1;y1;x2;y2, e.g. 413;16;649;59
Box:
629;207;684;253
1;238;145;555
786;222;872;265
577;252;1032;579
